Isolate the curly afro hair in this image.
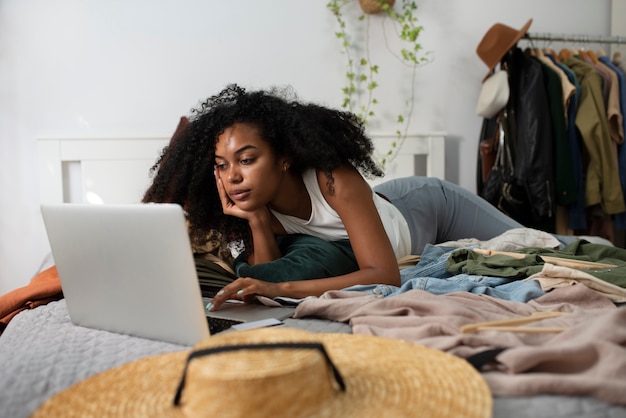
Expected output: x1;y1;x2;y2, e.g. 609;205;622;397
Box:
142;83;383;250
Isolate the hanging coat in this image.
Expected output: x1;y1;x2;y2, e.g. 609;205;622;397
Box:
504;47;556;230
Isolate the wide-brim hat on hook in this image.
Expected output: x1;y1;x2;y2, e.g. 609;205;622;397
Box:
32;327;493;418
476;18;533;75
476;70;510;118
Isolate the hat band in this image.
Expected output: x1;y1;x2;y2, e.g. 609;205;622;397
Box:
173;342;347;406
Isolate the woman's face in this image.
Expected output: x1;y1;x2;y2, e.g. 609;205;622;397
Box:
214;123;287;211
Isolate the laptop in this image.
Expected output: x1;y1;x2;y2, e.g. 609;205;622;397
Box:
40;203;295;346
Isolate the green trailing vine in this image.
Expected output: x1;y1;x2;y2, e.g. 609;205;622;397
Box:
327;0;430;168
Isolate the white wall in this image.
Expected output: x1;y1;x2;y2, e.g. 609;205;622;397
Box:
0;0;614;294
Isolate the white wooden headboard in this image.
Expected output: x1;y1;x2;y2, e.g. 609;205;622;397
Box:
367;132;446;187
38;137;169;204
37;133;445;204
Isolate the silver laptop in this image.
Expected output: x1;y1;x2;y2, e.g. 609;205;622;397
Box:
40;203;294;346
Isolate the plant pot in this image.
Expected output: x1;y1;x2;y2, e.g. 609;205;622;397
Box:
358;0;395;14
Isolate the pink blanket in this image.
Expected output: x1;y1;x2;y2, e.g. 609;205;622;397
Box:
294;284;626;405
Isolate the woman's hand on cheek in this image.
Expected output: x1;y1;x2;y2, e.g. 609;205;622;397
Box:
207;277;282;311
214;168;266;222
214;168;240;218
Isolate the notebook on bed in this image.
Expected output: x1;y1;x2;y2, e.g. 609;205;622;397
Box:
40;203;294;346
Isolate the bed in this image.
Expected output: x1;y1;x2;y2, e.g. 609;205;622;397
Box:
2;132;626;418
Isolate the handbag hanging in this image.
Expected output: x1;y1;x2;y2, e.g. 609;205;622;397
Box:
480;111;507;204
478;116;500;185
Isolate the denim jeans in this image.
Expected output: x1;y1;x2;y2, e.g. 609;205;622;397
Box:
343;244;545;302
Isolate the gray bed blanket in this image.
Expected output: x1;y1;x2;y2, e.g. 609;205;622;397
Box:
1;299;625;418
0;299;350;418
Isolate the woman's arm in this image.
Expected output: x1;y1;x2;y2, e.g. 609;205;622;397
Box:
245;210;283;265
313;164;401;289
209;165;400;309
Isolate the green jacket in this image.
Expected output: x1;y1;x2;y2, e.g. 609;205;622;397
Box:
447;240;626;288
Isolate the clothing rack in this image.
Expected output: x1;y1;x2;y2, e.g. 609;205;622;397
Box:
524;32;626;45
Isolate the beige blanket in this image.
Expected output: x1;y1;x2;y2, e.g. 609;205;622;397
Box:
528;262;626;302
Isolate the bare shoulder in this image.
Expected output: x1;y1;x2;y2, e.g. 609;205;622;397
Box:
316;165;372;204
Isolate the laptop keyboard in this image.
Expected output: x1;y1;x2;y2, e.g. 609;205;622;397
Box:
206;317;243;334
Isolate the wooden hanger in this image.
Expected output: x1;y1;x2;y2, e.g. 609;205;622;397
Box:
559;48;573;61
578;49;590;62
585;48;599;64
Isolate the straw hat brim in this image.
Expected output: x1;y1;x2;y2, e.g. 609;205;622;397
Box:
32;329;493;418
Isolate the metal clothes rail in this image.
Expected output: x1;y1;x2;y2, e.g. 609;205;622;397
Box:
524;32;626;45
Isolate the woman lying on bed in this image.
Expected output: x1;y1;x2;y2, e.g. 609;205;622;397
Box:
143;83;575;310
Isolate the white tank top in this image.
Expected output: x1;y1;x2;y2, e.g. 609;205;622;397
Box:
269;169;411;259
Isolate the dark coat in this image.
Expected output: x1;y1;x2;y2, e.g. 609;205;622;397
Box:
504;47;555;229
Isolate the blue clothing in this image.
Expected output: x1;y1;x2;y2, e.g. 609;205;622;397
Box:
343;244;545;302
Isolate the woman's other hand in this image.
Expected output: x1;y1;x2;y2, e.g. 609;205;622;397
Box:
207;277;284;311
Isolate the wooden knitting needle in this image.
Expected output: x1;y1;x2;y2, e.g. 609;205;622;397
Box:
468;326;566;333
461;311;566;334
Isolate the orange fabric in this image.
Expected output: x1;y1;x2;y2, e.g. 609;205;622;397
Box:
0;266;63;332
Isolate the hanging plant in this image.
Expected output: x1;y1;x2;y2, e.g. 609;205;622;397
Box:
327;0;430;168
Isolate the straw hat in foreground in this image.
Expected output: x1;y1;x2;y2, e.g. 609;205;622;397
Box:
33;327;492;417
